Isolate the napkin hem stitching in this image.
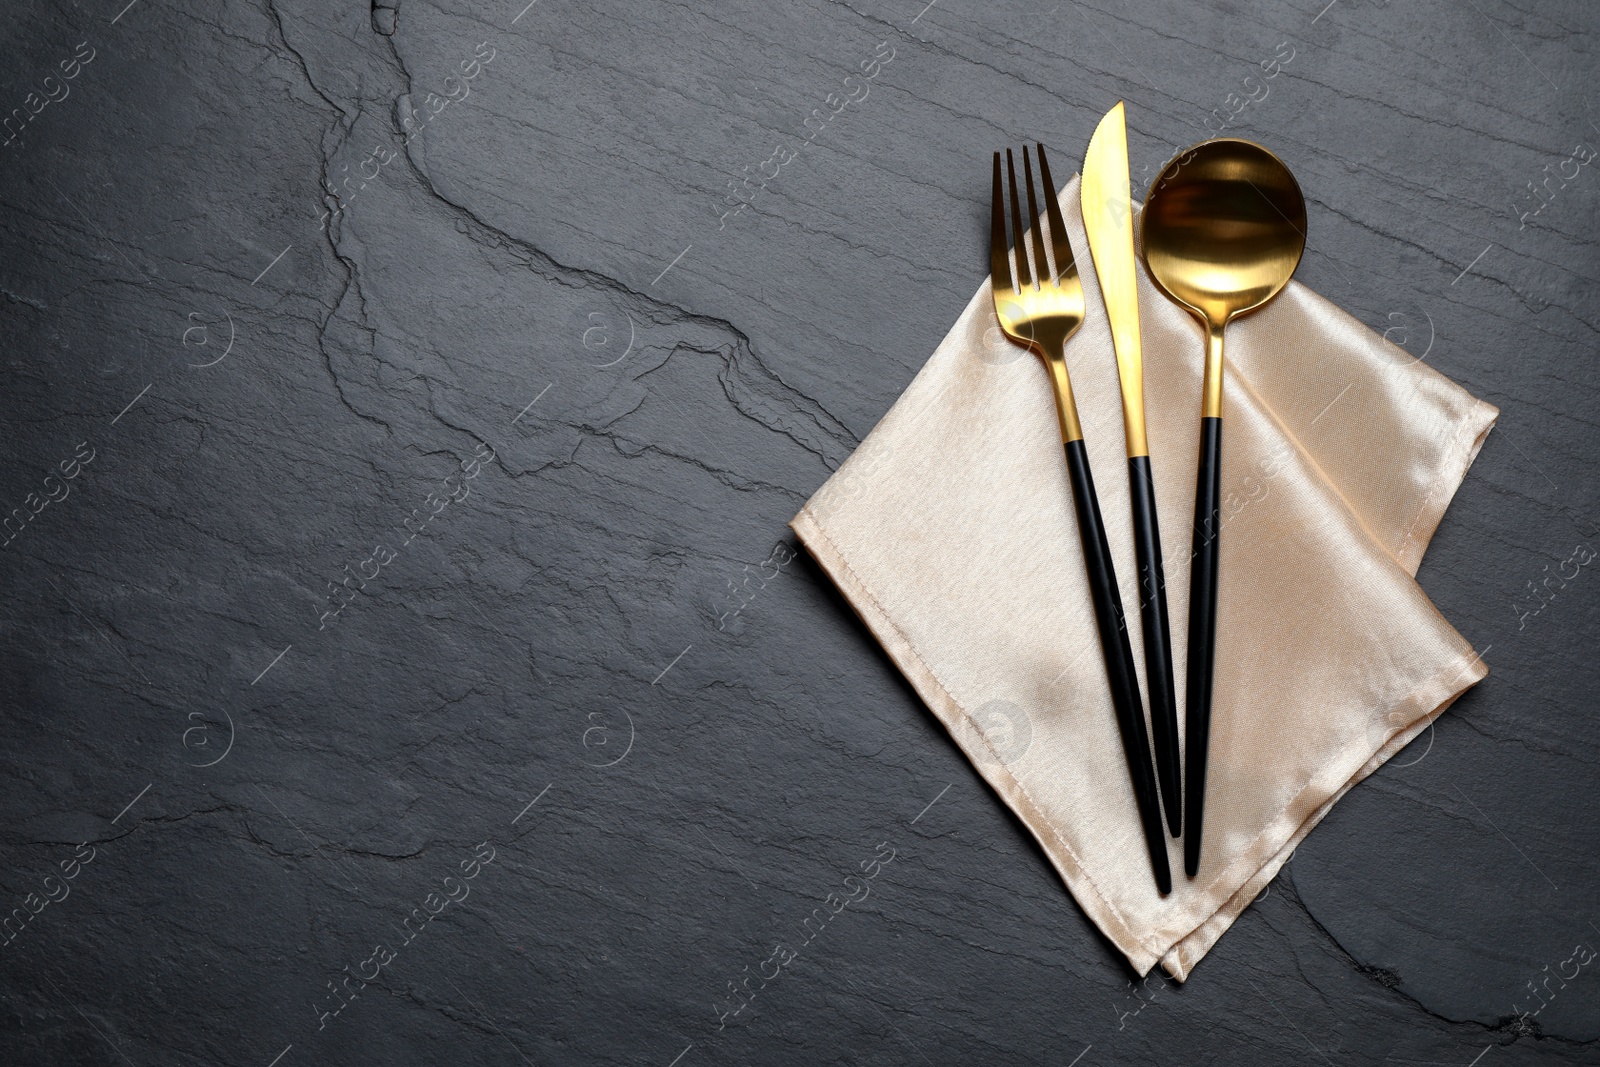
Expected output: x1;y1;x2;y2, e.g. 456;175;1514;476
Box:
1394;398;1498;573
791;504;1167;964
1163;650;1488;979
1189;647;1489;908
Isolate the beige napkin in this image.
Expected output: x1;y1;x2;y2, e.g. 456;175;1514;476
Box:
791;176;1496;979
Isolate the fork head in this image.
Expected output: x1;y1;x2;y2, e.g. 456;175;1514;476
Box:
989;144;1086;361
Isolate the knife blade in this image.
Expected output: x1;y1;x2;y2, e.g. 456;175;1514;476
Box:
1081;101;1146;453
1081;101;1184;838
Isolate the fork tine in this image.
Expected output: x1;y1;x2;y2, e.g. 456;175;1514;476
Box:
1005;148;1032;290
1022;146;1052;286
1035;143;1075;284
990;152;1013;295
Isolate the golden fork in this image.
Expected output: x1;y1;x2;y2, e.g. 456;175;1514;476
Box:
989;144;1171;894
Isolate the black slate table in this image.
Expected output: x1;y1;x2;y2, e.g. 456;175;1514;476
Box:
1;1;1597;1064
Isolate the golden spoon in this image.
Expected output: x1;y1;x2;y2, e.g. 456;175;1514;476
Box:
1141;138;1305;879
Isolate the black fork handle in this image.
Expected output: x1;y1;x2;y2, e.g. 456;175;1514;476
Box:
1185;416;1223;879
1063;440;1172;895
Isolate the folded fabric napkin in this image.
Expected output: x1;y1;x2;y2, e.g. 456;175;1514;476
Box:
791;175;1496;979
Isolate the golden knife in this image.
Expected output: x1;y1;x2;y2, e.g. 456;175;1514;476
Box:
1080;101;1182;837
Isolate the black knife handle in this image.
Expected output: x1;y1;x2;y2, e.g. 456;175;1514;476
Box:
1185;417;1223;879
1128;456;1181;838
1063;440;1172;895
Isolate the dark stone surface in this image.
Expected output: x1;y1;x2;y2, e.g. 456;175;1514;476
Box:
0;0;1596;1063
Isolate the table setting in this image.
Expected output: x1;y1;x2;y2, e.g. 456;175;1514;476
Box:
794;100;1496;978
3;1;1596;1063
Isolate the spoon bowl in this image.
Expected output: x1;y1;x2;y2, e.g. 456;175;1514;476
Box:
1143;139;1306;331
1140;138;1305;881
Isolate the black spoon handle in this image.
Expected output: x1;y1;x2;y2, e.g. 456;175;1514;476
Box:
1128;456;1182;837
1184;416;1223;879
1063;440;1172;895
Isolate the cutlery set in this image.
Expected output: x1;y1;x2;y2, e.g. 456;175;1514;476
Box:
988;102;1306;891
